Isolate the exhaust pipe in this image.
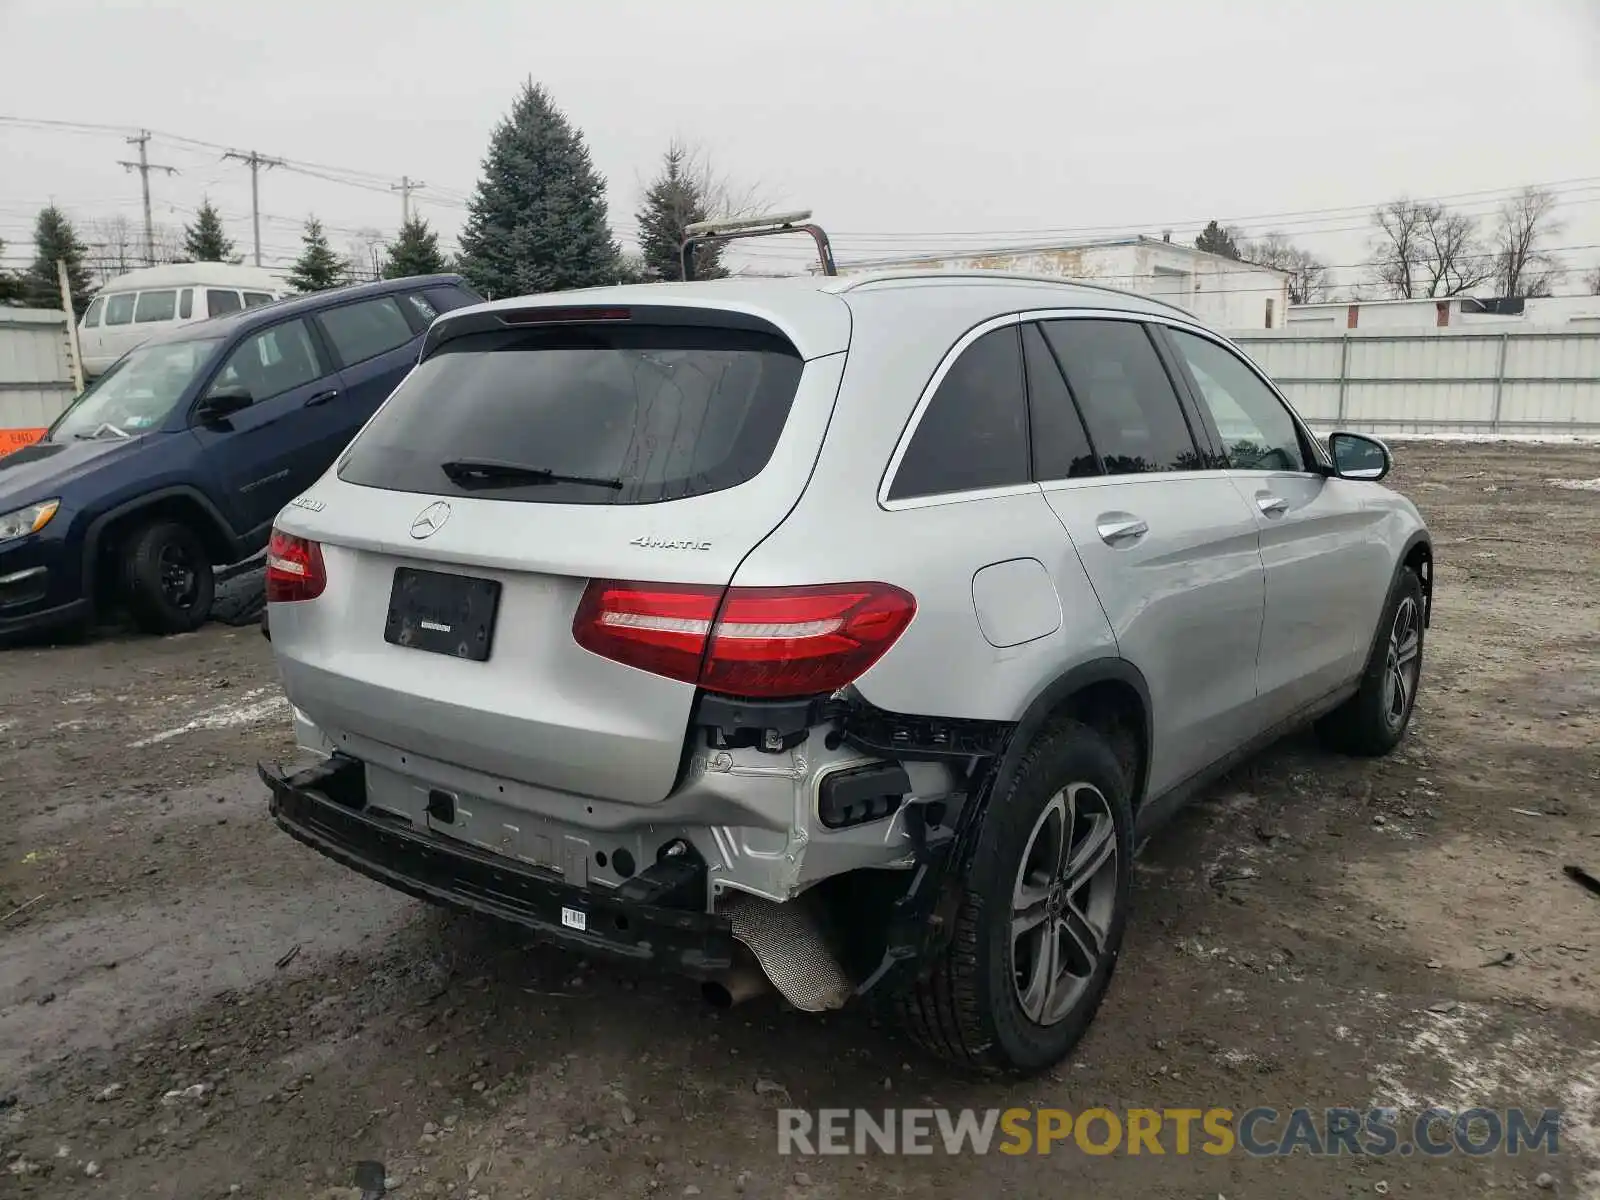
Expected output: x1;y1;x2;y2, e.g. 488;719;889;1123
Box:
701;966;770;1009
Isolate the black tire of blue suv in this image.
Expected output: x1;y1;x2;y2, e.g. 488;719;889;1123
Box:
121;520;215;635
898;719;1133;1075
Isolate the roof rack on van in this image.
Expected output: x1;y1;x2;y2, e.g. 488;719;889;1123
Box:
680;210;837;282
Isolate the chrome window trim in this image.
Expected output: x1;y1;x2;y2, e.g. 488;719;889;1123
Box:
880;306;1330;507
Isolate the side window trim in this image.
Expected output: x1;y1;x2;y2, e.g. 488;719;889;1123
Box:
1014;306;1328;474
877;313;1035;510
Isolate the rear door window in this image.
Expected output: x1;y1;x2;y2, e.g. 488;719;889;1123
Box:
83;297;104;327
1040;320;1201;475
134;290;178;323
338;323;805;506
206;289;243;316
104;293;136;326
318;296;415;366
243;291;275;308
887;325;1030;501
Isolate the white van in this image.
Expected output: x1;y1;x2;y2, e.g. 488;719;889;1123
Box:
78;263;288;377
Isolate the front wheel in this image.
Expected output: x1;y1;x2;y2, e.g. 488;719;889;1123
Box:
898;720;1133;1075
121;520;215;635
1316;568;1425;757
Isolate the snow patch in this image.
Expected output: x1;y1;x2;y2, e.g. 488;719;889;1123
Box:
1369;1002;1600;1195
1549;478;1600;492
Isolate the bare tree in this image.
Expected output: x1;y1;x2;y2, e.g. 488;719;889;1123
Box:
82;214;184;283
1586;265;1600;295
344;227;387;283
1491;187;1564;298
1240;232;1329;304
1369;199;1491;298
1419;204;1491;297
1368;200;1430;299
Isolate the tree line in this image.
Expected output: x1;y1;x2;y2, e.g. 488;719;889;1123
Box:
7;77;1597;315
0;80;743;315
1194;186;1596;302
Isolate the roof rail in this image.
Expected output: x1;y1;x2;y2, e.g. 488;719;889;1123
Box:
831;268;1196;317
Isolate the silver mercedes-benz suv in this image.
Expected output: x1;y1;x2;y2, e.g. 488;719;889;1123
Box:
259;269;1432;1075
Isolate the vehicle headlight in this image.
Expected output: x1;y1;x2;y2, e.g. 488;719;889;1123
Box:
0;499;60;543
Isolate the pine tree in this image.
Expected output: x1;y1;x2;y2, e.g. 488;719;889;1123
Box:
457;80;619;297
382;216;448;279
0;238;24;306
636;142;725;281
286;217;349;293
183;199;236;263
1194;220;1241;260
23;206;94;316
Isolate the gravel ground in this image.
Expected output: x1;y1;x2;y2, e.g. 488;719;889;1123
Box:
1;441;1596;1199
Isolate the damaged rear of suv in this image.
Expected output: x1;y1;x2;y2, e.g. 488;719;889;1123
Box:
262;260;1431;1074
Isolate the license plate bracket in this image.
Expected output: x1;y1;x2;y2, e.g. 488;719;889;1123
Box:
384;567;501;662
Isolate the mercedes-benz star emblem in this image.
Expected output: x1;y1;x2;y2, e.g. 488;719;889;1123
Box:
410;501;452;539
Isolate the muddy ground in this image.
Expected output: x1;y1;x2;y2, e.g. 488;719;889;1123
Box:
2;441;1597;1199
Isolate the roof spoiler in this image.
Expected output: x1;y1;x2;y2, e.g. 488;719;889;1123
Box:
680;210;837;281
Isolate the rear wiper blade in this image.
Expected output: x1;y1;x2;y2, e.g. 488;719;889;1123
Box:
438;458;624;491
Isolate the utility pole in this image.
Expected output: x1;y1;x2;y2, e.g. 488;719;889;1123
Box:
224;149;286;267
117;130;179;267
391;175;425;223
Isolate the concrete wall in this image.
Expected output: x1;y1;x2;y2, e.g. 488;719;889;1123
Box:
1232;327;1600;435
838;240;1290;331
0;308;76;454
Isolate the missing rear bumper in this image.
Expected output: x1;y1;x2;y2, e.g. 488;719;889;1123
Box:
259;756;736;976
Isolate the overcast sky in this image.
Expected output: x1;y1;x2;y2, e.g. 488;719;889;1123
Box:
2;0;1597;292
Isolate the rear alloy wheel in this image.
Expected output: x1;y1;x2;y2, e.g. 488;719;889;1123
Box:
899;719;1133;1075
1009;783;1120;1027
122;520;215;635
1316;567;1425;757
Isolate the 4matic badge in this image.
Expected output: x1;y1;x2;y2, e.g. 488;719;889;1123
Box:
631;535;712;551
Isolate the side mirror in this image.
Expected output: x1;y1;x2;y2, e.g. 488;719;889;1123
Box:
197;385;253;424
1328;431;1391;481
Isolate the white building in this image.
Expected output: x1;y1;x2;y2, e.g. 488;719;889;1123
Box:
1287;293;1600;332
835;236;1291;329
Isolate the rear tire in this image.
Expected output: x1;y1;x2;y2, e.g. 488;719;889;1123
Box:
121;520;215;635
1315;568;1425;757
898;720;1133;1075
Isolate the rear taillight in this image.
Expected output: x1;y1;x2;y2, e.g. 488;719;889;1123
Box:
573;580;916;699
265;529;327;603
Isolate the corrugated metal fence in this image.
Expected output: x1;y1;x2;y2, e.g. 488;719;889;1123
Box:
1230;327;1600;435
0;307;75;454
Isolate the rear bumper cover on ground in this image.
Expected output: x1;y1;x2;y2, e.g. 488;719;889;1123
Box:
260;756;737;976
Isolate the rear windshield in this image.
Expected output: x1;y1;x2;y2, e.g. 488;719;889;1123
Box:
337;324;805;505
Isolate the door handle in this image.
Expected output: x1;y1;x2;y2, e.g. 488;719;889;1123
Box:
1256;494;1289;516
1096;515;1149;545
303;389;339;407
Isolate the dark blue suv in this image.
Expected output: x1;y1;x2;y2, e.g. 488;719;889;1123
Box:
0;273;481;638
